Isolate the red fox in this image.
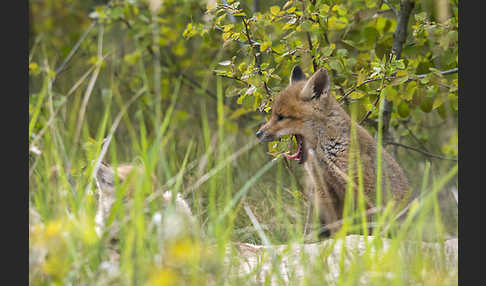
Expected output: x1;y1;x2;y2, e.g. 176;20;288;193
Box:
94;162;194;237
256;66;411;237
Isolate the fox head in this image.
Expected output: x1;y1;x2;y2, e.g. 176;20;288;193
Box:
255;65;333;163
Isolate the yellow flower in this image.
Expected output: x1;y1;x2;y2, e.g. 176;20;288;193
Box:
45;220;64;239
168;238;201;264
147;268;178;286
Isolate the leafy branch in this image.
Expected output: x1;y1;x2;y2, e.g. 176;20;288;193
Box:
339;67;458;104
359;53;393;125
241;17;272;97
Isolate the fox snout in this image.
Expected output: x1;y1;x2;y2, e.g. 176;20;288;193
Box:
255;125;277;142
255;130;264;139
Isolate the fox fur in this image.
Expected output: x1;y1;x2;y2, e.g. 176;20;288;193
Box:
256;66;411;236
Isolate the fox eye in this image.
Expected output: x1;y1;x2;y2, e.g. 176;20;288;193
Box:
276;114;285;121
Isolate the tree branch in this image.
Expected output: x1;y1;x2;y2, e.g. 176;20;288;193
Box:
302;0;318;72
384;141;457;161
383;0;415;142
339;67;457;104
339;76;393;103
402;122;429;152
383;0;399;17
214;73;249;85
391;1;415;58
242;17;272;97
359;54;392;124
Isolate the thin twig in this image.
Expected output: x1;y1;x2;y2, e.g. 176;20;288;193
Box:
214;73;249;85
416;67;458;78
385;141;457;161
306;32;317;73
402;122;429;152
302;0;317;72
242;17;272;97
359;96;381;125
359;54;392;124
180;72;218;100
339;77;393;103
383;0;399;17
339;67;458;104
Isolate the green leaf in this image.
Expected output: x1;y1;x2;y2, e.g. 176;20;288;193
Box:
415;12;428;22
405;81;417;101
232;12;246;17
336;48;348;57
432;95;444;109
349;90;366;99
390;76;409;86
383;85;400;105
260;41;271;52
223;24;234;32
111;7;124;19
286;7;296;13
222;32;233;40
319;4;330;14
420;97;433;113
437;103;447;119
362;26;379;43
29;62;40;76
420;77;429;84
365;0;377;8
183;23;196;38
237;94;247;104
332;4;347;16
270;6;281;16
397;101;410;118
283;0;293;10
301;20;313;32
329;59;343;72
321;45;334;57
328;16;348;30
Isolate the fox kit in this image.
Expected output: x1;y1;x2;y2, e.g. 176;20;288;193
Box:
256;66;410;237
94;162;194;237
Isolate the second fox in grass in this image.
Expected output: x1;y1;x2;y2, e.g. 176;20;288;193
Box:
256;66;411;237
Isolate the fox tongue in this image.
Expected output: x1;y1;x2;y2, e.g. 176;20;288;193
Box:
284;135;302;161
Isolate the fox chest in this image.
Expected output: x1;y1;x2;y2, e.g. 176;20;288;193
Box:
318;137;348;168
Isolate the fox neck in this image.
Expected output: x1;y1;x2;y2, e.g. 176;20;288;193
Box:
301;98;352;159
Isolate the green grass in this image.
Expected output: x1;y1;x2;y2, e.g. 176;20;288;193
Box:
29;39;458;286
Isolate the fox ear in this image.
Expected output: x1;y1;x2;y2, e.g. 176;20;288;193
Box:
300;68;331;101
290;65;306;85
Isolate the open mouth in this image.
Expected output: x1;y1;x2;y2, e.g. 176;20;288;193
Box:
284;135;305;164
